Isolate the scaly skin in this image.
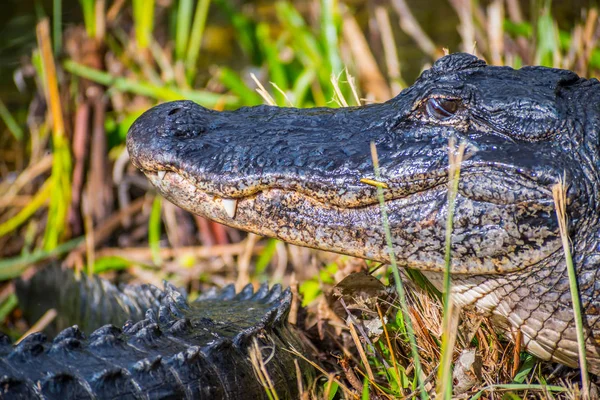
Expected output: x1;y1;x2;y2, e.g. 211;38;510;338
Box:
2;266;313;399
127;53;600;372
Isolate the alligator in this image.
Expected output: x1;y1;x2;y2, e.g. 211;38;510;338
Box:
4;52;599;397
1;266;314;398
127;53;600;374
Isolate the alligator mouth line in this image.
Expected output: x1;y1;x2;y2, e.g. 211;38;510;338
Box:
146;169;399;219
143;162;553;217
143;167;460;218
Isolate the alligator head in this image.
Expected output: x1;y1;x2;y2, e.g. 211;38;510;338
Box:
128;53;600;372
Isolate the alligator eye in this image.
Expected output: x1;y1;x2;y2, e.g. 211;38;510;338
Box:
425;98;460;120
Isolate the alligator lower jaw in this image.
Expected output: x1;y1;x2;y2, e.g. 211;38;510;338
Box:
144;169;391;261
145;169;450;267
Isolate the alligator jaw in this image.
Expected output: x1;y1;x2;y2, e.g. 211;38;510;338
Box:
144;162;560;276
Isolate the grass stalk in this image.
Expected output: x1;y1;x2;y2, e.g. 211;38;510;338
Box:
149;196;163;266
0;180;52;238
552;178;590;399
389;0;438;58
83;195;95;277
347;317;375;381
79;0;95;38
132;0;154;49
374;5;404;92
175;0;193;61
0;98;24;141
471;383;567;399
370;142;427;400
249;338;279;400
16;308;57;344
0;295;18;323
330;71;349;107
321;0;342;75
377;303;402;394
250;73;276;106
185;0;211;82
37;20;65;140
36;18;71;251
94;0;106;41
63;60;239;107
53;0;62;56
0;237;85;280
437;137;466;398
285;346;354;398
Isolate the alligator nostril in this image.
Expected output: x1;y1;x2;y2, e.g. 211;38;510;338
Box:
161;104;208;139
173;126;205;138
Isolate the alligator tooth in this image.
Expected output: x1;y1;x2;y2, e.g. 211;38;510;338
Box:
157;170;167;180
222;198;238;219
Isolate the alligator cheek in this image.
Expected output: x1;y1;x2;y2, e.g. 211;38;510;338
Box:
148;171;561;274
383;192;562;273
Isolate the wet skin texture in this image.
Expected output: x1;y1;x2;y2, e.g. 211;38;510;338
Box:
128;53;600;372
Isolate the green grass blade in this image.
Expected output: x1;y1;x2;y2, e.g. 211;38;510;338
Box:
535;6;560;67
149;196;163;265
254;239;278;275
52;0;61;56
213;0;259;63
217;67;263;105
361;377;370;400
36;19;72;251
503;20;533;38
326;381;339;400
553;180;590;398
0;180;52;239
0;295;18;323
93;256;132;274
275;2;323;65
291;68;317;107
437;138;465;398
321;0;342;74
0;98;24;141
175;0;193;61
64;60;240;107
471;384;566;400
512;353;537;383
256;23;288;105
78;0;95;37
185;0;211;82
370;142;427;400
43;134;72;250
0;236;85;280
133;0;155;49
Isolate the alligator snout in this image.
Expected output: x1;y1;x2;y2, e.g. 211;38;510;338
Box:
136;100;212;139
127;100;216;173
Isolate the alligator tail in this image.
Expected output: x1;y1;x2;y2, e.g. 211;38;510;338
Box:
2;266;314;399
